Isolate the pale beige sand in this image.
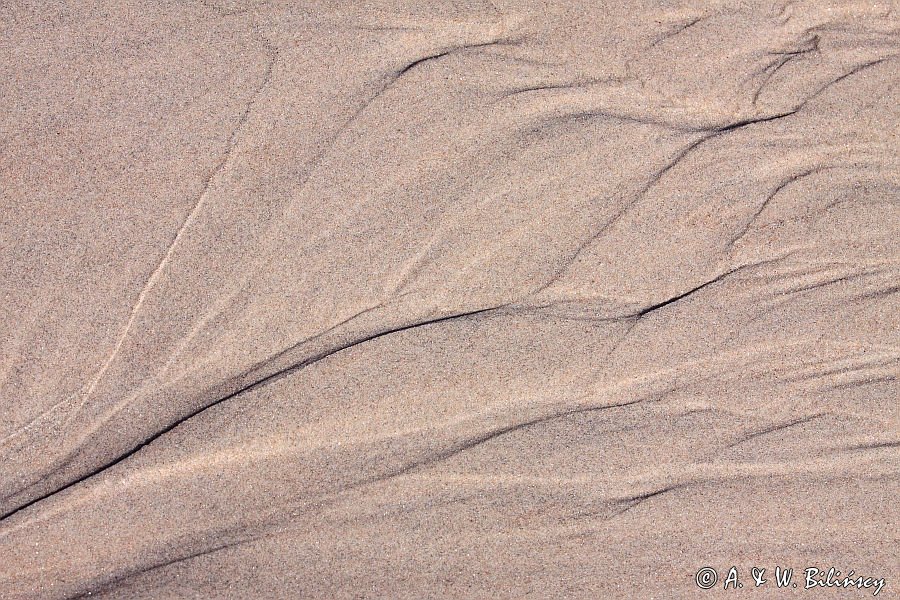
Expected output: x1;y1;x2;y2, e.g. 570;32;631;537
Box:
1;0;898;598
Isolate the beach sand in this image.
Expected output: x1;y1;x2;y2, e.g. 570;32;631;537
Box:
1;0;898;597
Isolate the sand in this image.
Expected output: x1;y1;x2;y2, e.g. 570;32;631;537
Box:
1;0;898;598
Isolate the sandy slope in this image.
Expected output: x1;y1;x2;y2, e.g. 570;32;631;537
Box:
1;0;898;598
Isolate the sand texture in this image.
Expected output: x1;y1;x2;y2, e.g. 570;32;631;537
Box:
1;0;898;598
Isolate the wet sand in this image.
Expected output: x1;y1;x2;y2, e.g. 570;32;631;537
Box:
1;0;898;598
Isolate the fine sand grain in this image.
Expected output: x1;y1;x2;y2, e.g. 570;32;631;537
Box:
1;0;898;598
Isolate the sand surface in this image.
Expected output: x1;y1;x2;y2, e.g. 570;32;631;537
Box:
1;0;898;598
